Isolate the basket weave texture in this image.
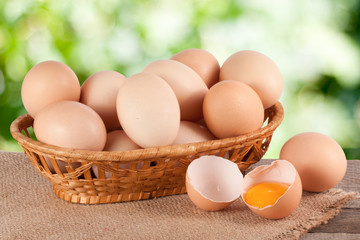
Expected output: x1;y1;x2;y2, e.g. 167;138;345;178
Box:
10;102;284;204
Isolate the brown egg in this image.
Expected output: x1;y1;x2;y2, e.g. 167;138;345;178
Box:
116;72;180;148
34;101;107;151
103;130;141;151
203;80;264;139
93;130;142;178
171;48;220;88
279;132;347;192
219;50;283;109
21;61;80;117
142;59;208;121
80;70;127;130
186;155;243;211
172;121;215;145
241;160;302;219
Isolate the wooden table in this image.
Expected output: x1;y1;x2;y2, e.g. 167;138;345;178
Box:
300;160;360;240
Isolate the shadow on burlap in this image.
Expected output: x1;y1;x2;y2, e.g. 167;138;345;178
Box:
1;152;358;240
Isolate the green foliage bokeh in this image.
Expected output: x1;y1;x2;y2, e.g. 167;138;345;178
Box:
0;0;359;158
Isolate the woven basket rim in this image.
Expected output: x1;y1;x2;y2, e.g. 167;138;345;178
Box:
10;102;284;162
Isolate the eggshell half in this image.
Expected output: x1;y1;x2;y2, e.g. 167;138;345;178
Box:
186;155;243;211
142;59;208;121
116;72;180;148
241;160;302;219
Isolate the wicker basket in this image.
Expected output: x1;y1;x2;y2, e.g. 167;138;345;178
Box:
10;102;284;204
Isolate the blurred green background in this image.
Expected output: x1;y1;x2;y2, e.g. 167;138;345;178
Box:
0;0;359;159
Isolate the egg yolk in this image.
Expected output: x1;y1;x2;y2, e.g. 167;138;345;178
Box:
244;182;289;209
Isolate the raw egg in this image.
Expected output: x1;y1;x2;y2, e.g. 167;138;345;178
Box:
241;160;302;219
219;50;283;109
203;80;264;139
279;132;347;192
21;61;80;117
186;155;243;211
116;72;180;148
244;183;289;209
80;70;127;130
171;48;220;88
142;59;208;121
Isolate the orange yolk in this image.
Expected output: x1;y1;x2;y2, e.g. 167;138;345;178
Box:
244;182;289;209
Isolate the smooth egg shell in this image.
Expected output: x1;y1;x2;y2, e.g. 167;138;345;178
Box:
80;70;127;130
171;48;220;88
142;59;208;121
241;160;302;219
21;61;80;117
219;50;283;109
93;130;142;178
279;132;347;192
172;121;215;145
203;80;264;139
186;155;243;211
34;101;107;151
116;72;180;148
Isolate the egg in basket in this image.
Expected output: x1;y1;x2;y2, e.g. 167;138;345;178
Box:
11;49;284;204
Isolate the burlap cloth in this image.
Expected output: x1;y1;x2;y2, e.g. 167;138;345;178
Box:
0;152;358;240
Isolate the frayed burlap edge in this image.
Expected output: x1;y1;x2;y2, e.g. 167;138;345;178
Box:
275;188;359;240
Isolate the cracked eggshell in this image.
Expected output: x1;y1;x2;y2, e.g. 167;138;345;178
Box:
241;160;302;219
186;155;243;211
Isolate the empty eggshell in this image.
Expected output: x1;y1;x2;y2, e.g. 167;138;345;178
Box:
186;155;243;211
142;59;208;121
279;132;347;192
241;160;302;219
171;48;220;88
80;70;127;130
219;50;283;109
116;72;180;148
93;130;142;178
21;60;80;117
172;121;216;145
